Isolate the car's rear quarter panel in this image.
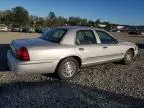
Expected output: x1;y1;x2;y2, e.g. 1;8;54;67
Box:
27;45;77;62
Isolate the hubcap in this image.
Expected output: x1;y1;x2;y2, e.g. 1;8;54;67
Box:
62;61;76;77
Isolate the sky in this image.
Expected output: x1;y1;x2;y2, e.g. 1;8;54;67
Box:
0;0;144;25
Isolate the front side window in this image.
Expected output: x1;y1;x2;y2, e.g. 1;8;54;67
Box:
96;30;118;44
76;30;97;45
40;28;67;43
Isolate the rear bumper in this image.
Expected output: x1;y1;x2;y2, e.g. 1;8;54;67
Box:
7;50;58;74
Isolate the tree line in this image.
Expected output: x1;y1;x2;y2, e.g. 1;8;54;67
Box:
0;6;112;31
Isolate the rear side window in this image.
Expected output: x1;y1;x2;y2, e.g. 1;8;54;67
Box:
40;28;67;43
96;30;118;44
76;30;97;45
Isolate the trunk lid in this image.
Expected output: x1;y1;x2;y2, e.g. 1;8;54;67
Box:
10;38;58;58
12;38;57;49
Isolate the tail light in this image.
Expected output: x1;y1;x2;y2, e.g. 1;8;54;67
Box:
16;47;30;61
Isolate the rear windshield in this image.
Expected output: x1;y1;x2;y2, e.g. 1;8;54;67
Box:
40;28;68;43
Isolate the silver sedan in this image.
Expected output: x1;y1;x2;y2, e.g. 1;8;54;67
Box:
7;26;138;80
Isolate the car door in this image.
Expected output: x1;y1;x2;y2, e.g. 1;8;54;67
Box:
95;30;124;61
75;30;103;65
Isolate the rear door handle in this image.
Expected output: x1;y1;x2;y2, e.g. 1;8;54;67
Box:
103;46;108;49
78;48;84;51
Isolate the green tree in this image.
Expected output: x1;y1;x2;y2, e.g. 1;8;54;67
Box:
80;18;88;26
46;11;57;27
56;16;66;26
103;21;111;31
95;19;100;27
68;17;82;25
36;17;45;27
88;20;95;27
12;6;29;27
2;10;14;25
0;11;2;23
0;6;114;30
48;11;56;19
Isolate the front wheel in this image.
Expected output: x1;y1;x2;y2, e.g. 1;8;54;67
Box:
56;57;79;80
122;50;134;65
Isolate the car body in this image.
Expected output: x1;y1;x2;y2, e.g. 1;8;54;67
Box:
35;27;50;33
0;24;8;32
7;26;138;79
128;26;144;35
7;27;12;32
11;27;21;32
35;28;43;33
22;27;35;33
41;27;50;33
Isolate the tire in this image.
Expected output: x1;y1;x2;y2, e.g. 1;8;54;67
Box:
122;50;134;65
56;57;79;80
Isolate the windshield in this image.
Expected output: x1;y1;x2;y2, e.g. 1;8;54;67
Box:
40;28;68;43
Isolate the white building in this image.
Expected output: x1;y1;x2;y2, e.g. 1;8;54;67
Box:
98;24;107;28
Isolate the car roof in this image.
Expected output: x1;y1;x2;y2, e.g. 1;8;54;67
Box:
57;26;102;31
58;26;89;29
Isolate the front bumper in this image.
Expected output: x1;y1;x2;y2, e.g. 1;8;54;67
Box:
7;50;58;74
133;45;138;61
134;45;138;56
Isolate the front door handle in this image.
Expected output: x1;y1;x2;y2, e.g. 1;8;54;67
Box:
78;48;84;51
103;46;108;49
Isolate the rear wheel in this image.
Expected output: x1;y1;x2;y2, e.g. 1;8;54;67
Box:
56;57;79;80
122;50;134;65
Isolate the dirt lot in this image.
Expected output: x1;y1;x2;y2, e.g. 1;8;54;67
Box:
0;32;39;44
0;32;144;108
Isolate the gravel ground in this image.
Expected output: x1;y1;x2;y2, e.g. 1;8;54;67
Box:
0;32;144;108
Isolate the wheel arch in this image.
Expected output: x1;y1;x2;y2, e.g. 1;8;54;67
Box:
56;55;82;71
127;48;135;56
